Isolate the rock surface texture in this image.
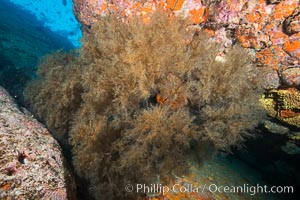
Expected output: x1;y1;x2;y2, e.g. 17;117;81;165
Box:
0;86;76;199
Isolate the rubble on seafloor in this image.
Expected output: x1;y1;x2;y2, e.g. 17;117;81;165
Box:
0;86;76;199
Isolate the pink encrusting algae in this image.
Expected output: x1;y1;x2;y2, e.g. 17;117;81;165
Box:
73;0;210;25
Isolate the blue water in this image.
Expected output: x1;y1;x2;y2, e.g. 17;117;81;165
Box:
8;0;82;47
0;0;76;102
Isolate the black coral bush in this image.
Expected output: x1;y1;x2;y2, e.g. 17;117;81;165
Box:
25;51;83;145
25;10;264;199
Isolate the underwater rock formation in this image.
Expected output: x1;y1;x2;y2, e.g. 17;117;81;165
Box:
206;0;299;70
0;87;76;199
213;0;300;128
260;87;300;128
73;0;210;26
208;0;300;127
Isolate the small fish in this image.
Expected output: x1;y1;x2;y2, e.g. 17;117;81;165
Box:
62;0;67;6
156;94;168;104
